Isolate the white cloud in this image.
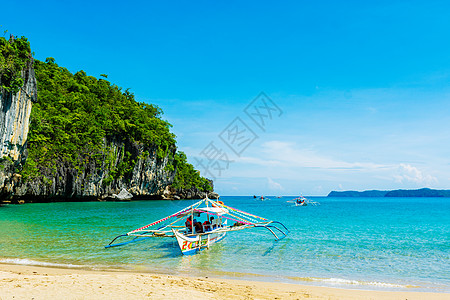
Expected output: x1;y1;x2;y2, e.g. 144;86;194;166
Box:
267;177;283;191
178;86;450;195
313;185;324;194
238;156;281;167
245;140;388;171
393;163;438;186
220;139;443;193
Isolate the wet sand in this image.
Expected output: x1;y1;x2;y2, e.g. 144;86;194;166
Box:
0;263;448;300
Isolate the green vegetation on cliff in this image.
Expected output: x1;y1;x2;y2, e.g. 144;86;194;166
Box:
0;32;211;194
172;152;212;191
22;57;175;181
0;35;32;93
21;57;211;193
25;57;177;177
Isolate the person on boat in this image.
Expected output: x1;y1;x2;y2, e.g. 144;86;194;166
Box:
194;219;203;233
210;216;216;229
203;218;211;231
185;216;194;232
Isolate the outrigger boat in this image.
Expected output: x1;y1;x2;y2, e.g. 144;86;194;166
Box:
105;196;289;255
289;195;320;206
294;196;308;206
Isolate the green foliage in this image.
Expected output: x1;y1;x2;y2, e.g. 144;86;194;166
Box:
22;58;176;181
0;35;31;93
0;32;211;192
171;152;212;192
20;56;211;193
0;156;14;170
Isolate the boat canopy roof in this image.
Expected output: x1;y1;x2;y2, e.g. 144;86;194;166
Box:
197;206;229;215
176;206;229;218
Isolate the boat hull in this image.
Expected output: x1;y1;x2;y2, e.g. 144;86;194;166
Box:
173;229;227;255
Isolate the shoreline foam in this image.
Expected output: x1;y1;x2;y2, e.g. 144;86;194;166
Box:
1;258;448;294
0;263;448;300
0;258;423;292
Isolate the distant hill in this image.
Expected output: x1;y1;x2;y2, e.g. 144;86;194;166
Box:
328;188;450;197
328;190;388;197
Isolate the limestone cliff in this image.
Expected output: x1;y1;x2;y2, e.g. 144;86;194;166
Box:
0;59;212;202
12;136;177;201
1;39;215;202
0;59;37;197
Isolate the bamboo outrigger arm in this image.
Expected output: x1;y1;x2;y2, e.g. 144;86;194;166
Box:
253;222;289;240
105;234;154;248
270;221;290;233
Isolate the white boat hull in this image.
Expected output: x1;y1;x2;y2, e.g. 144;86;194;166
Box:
173;229;227;255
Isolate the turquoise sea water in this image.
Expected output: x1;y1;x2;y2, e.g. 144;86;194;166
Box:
1;196;449;293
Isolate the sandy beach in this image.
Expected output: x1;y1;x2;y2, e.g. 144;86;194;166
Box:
0;264;448;300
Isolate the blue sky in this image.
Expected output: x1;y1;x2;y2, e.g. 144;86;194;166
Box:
2;0;450;195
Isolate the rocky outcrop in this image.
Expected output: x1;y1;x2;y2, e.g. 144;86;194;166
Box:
8;133;218;202
162;179;219;200
111;187;133;201
10;136;177;201
0;59;37;198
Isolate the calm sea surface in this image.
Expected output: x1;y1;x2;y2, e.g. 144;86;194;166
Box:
1;196;449;292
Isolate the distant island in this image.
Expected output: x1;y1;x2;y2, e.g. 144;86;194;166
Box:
328;188;450;197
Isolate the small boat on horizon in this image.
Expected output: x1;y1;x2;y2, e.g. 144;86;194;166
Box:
106;196;289;255
288;195;320;206
294;196;308;206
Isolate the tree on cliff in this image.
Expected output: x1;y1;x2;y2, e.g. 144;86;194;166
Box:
0;35;32;93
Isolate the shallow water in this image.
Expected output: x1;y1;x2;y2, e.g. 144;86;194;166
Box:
1;196;449;292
